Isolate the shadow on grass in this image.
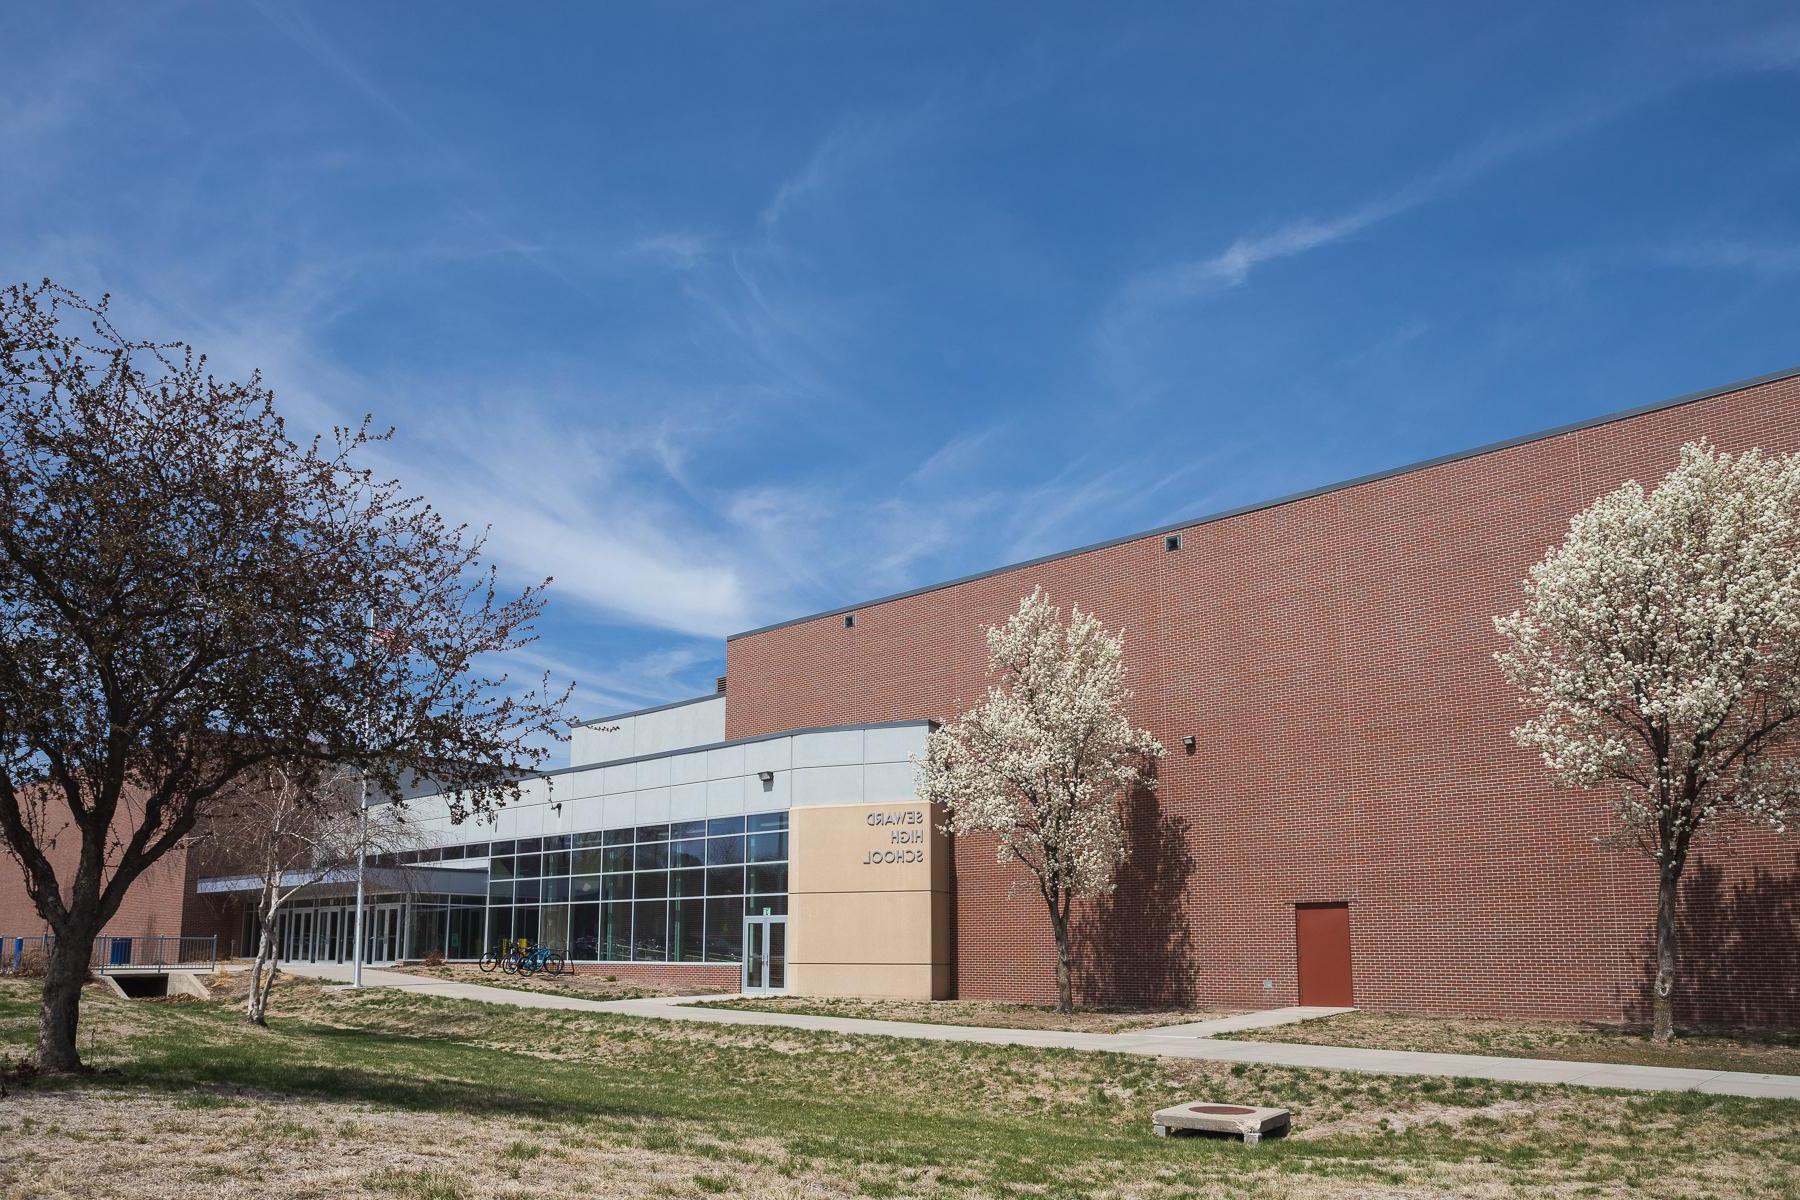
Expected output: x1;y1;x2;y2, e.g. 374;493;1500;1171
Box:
34;1008;1149;1182
81;1021;674;1125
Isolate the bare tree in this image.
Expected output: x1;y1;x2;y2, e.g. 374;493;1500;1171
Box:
1496;442;1800;1041
0;281;571;1071
918;589;1162;1013
198;765;423;1025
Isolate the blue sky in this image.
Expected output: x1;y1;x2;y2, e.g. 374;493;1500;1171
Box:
4;3;1799;728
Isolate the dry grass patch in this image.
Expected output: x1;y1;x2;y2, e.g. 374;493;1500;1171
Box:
2;1078;1794;1200
0;1089;846;1200
3;981;1798;1199
200;967;328;1003
693;994;1243;1033
387;962;711;1000
1232;1009;1800;1076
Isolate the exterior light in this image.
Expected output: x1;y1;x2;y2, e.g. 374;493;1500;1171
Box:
758;770;775;785
1182;735;1196;754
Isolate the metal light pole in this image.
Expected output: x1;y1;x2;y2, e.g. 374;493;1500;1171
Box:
350;607;374;988
351;771;367;987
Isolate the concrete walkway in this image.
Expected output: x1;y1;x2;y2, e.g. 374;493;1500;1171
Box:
273;964;1800;1101
1141;1006;1354;1037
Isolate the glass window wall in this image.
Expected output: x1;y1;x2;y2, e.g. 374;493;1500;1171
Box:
477;811;787;962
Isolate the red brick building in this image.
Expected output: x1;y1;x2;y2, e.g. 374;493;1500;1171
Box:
0;799;239;957
4;368;1796;1024
721;367;1800;1025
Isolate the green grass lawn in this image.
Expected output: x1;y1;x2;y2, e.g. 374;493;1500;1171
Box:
1;978;1797;1199
1229;1010;1800;1077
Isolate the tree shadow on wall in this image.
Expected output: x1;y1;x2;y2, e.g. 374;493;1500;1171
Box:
1625;851;1800;1031
1072;783;1198;1009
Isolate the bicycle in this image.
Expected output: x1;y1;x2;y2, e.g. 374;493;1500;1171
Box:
477;942;525;974
477;941;565;976
515;943;567;976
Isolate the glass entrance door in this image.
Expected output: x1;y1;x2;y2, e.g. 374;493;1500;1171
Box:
288;909;314;961
366;904;404;964
742;915;787;994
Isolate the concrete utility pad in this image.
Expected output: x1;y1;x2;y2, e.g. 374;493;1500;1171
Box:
1152;1101;1290;1144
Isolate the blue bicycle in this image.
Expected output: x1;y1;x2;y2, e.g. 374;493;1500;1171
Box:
479;940;567;976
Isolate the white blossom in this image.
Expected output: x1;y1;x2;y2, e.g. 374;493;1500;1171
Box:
918;588;1161;1010
1494;440;1800;1039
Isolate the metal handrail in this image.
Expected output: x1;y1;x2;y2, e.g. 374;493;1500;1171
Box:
91;934;218;974
3;933;219;975
2;935;53;975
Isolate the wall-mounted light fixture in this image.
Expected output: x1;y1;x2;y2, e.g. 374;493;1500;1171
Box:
757;770;775;787
1182;735;1196;754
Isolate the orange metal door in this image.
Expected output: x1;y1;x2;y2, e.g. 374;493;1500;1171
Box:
1295;903;1353;1006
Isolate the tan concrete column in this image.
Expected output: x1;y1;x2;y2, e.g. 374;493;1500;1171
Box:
786;801;951;999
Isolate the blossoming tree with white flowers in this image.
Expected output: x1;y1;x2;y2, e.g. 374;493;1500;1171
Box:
1495;441;1800;1042
920;588;1162;1013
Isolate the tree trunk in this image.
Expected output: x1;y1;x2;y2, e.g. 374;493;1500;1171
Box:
1651;864;1681;1043
36;925;97;1073
258;958;279;1021
1048;903;1074;1014
246;921;276;1026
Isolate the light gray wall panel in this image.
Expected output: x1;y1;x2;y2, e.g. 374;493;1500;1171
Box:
792;764;863;808
792;729;862;768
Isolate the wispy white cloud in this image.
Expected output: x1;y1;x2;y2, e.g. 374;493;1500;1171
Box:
250;2;587;296
1101;109;1628;346
758;109;930;236
1001;454;1217;563
1655;239;1800;275
1094;33;1784;367
906;425;1009;486
1711;21;1800;71
0;8;165;194
496;640;720;727
760;128;847;235
633;231;714;271
1113;205;1394;316
101;272;766;642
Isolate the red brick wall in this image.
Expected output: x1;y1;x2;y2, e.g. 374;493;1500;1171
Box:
724;373;1800;1027
0;796;201;945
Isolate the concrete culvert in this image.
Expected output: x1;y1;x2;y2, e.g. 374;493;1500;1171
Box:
99;971;211;1001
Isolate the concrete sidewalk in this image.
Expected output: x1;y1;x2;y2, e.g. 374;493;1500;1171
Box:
1140;1006;1354;1037
273;964;1800;1101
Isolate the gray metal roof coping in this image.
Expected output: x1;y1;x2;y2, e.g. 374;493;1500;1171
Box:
406;719;937;803
726;364;1800;641
572;692;720;728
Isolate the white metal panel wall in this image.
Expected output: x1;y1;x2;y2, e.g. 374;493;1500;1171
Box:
397;721;929;852
568;695;726;767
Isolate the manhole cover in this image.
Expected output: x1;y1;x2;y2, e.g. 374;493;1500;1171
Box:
1190;1104;1257;1115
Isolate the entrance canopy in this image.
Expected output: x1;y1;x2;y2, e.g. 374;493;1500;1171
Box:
196;865;487;899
